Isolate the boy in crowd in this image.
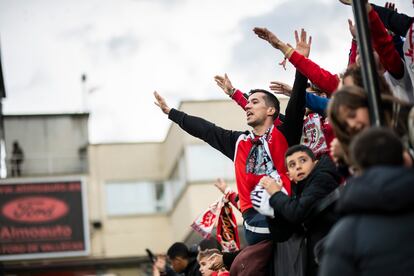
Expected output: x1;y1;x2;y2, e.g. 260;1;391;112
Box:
319;127;414;276
260;145;340;276
197;249;229;276
167;242;201;276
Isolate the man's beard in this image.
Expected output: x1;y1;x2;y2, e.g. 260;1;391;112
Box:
247;119;261;128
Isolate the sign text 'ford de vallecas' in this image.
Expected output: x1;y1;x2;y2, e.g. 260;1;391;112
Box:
0;179;89;260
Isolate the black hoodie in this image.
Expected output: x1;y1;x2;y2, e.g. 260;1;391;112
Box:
319;166;414;276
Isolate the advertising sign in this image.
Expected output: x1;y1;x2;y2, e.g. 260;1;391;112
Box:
0;178;89;260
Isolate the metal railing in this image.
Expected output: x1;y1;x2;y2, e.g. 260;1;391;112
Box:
6;155;88;177
352;0;384;126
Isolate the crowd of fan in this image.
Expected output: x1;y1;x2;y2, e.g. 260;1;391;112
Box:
151;1;414;275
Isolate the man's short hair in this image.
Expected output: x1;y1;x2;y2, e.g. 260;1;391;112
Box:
167;242;189;260
350;127;403;170
249;89;280;120
285;145;316;165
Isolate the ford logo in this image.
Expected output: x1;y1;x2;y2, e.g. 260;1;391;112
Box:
2;196;69;223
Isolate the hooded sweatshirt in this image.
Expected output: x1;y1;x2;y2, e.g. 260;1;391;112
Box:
319;167;414;276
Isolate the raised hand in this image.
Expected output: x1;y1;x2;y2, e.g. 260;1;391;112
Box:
154;255;167;273
384;2;397;35
348;19;357;39
254;27;293;68
153;91;171;115
152;255;167;276
269;81;293;97
152;265;160;276
294;28;312;58
385;2;397;11
253;27;284;50
208;253;224;271
214;178;227;194
214;74;234;96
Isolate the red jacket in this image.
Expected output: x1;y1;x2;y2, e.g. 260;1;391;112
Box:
234;126;291;212
289;51;340;96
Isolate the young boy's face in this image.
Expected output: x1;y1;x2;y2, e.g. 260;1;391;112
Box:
286;151;317;183
198;256;214;276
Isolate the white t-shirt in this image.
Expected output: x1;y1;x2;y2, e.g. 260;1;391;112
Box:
384;62;414;104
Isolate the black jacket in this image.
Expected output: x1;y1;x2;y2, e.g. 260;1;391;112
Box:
319;167;414;276
372;3;413;37
184;258;201;276
269;155;340;224
268;155;340;276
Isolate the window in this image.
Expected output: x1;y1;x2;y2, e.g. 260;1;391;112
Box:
105;181;165;216
164;157;186;209
185;144;234;182
104;144;236;216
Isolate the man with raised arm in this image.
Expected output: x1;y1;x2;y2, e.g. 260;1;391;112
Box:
154;30;308;246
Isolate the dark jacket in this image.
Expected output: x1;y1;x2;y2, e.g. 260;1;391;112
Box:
161;266;179;276
319;167;414;276
372;3;413;37
268;155;340;276
184;258;201;276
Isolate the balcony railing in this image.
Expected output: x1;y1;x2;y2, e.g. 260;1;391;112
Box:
6;155;88;177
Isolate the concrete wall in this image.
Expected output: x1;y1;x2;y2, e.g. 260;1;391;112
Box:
88;142;170;257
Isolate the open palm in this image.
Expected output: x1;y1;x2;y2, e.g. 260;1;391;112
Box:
294;28;312;58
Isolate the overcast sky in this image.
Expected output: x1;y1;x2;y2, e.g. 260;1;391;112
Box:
0;0;412;143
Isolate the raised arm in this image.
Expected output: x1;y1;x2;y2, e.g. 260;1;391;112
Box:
214;74;282;126
369;2;406;60
368;4;404;79
269;81;292;97
278;70;307;146
288;53;340;96
154;91;243;160
271;81;329;117
214;178;240;210
306;92;329;116
253;27;296;58
347;19;358;67
214;74;248;109
254;27;340;95
276;29;310;146
270;80;328;116
154;91;171;115
371;3;414;38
